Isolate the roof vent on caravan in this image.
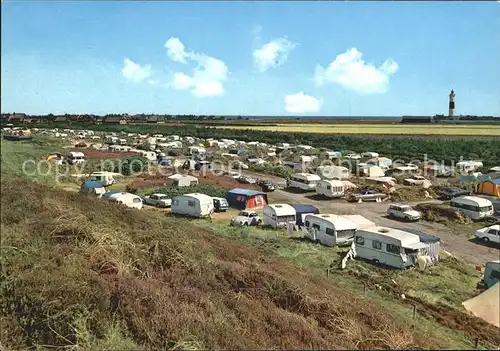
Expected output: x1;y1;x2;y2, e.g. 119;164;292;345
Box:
378;228;390;233
321;214;331;218
275;204;283;208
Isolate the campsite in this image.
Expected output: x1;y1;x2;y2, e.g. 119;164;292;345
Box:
1;124;499;350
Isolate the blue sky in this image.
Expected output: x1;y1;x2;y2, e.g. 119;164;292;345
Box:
2;1;499;116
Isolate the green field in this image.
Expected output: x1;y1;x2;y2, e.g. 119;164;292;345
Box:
216;123;500;136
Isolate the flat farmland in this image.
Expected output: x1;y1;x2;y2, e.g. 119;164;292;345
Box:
215;123;500;136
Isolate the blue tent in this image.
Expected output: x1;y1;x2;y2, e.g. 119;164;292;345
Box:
290;204;320;226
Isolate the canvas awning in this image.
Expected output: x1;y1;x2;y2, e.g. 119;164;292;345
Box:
403;242;428;250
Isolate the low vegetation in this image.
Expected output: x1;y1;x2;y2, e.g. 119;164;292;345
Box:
3;179;499;349
217;123;500;136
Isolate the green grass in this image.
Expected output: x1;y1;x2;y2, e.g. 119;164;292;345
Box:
196;220;493;349
2;138;499;350
198;220;481;308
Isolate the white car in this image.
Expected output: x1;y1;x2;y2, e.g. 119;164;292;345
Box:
142;193;172;208
475;225;500;244
231;211;262;226
228;172;242;179
387;204;422;221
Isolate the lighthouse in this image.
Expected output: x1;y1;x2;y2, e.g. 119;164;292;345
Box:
448;89;456;119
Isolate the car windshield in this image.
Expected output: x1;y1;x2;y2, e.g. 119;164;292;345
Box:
158;196;168;200
239;211;249;216
401;206;412;211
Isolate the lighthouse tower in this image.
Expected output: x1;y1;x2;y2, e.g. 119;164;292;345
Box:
448;89;456;119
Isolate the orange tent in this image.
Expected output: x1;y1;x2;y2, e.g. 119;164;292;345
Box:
478;179;500;197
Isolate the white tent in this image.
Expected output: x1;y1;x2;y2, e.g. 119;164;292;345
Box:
462;282;500;328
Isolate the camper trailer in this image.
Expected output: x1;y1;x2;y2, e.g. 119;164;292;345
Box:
168;174;199;187
66;151;85;165
316;165;350;180
287;173;321;191
263;204;297;229
139;151;157;162
303;214;357;247
89;172;115;187
315;180;345;198
171;193;214;218
353;227;429;269
102;191;143;210
482;261;500;289
450;196;494;220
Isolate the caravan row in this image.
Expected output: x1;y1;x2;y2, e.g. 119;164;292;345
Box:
287;173;346;198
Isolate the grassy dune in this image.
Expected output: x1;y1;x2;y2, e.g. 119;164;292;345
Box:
3;180;499;349
216;123;500;136
1;139;499;349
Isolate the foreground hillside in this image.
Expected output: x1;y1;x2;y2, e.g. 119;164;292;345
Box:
0;178;490;350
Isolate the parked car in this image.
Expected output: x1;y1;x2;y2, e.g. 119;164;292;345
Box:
142;193;172;208
439;187;471;200
231;211;262;226
227;172;242;179
257;179;275;192
475;225;500;244
349;190;386;203
238;176;257;184
403;175;431;187
387;204;422;221
232;161;249;170
213;197;229;212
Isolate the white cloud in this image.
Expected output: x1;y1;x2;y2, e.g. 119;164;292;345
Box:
165;37;187;63
314;48;399;94
284;92;323;113
121;57;152;83
253;37;297;72
165;37;229;97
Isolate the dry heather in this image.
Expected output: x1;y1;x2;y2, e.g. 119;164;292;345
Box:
0;179;478;349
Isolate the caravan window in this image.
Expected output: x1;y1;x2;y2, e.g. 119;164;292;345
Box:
337;229;355;239
305;221;310;227
386;244;401;254
372;240;382;250
173;200;179;206
132;198;141;204
326;185;331;190
490;269;500;280
325;227;334;236
312;224;320;231
188;200;196;207
355;236;365;245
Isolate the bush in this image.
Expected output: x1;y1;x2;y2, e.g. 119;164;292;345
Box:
119;156;149;176
250;163;293;178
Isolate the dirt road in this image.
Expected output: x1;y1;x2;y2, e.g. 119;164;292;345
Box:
241;169;499;266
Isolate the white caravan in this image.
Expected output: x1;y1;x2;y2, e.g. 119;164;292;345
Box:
114;193;143;210
316;165;350;180
89;171;115;187
450;196;494;220
102;191;143;210
353;227;429;269
287;173;321;191
482;261;500;289
66;151;85;165
315;180;345;198
303;214;357;246
263;204;296;229
171;193;214;218
139;151;157;162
